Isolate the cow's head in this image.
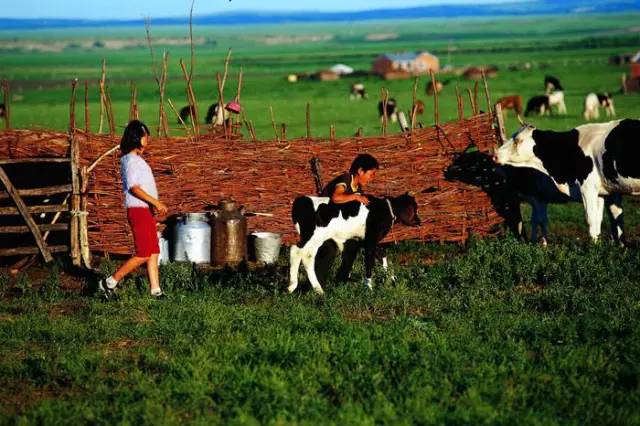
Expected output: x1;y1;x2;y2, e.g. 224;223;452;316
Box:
493;123;542;168
391;192;421;226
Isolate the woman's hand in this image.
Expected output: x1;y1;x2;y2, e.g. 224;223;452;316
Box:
153;200;168;215
356;195;370;205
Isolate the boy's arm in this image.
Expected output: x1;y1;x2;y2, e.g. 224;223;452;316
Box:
331;185;369;205
130;186;168;214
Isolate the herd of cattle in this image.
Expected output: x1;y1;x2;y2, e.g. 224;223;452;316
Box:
287;76;634;293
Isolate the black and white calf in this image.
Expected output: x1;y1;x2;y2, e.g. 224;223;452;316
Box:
524;95;550;117
494;119;638;241
350;83;367;100
583;93;615;120
289;193;421;295
544;75;563;94
378;98;398;123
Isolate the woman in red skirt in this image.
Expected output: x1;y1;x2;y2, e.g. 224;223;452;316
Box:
99;120;168;299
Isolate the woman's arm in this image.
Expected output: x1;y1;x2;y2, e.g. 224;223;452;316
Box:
130;186;168;214
331;185;369;205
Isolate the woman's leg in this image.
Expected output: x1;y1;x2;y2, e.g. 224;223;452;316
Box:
146;254;160;291
112;256;149;282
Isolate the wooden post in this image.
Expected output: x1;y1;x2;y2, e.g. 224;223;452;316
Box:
84;80;90;133
494;103;507;144
69;78;78;133
70;133;81;266
280;123;287;141
104;85;115;136
411;76;418;130
429;70;439;126
329;124;335;141
473;81;479;113
355;127;363;137
467;87;478;115
306;102;311;140
269;105;279;142
80;166;91;268
310;157;323;195
481;70;493;115
159;51;169;136
180;59;199;139
129;81;139;121
167;98;192;139
98;59;106;134
381;88;388;136
455;85;464;121
1;80;10;130
0;166;53;263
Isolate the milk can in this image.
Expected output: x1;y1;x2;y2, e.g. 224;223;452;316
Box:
211;200;247;266
172;213;211;263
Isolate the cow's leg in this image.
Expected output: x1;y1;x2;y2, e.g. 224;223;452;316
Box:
582;189;604;241
604;193;625;246
559;101;567;115
363;242;377;290
335;239;360;282
301;248;324;295
538;202;549;246
529;200;540;243
288;245;303;293
380;247;396;283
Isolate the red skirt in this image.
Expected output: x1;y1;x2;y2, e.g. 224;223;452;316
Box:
127;207;160;257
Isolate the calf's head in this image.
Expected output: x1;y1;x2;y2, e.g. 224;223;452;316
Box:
494;123;541;167
391;192;421;226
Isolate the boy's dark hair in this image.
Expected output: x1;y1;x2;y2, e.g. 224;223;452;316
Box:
349;153;379;175
120;120;150;155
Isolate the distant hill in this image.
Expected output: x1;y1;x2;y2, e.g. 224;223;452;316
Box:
2;0;640;30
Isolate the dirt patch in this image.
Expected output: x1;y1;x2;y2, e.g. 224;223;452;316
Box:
515;282;546;295
48;300;88;320
0;380;78;416
341;305;430;322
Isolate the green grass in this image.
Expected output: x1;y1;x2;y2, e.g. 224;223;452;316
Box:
2;13;640;423
1;238;639;424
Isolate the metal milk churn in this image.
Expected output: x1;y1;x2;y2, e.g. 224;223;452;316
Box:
211;200;247;266
172;213;211;263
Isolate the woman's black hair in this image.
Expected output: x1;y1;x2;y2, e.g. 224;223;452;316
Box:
349;153;379;175
120;120;150;155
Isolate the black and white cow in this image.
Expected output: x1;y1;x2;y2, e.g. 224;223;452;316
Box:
524;95;550;117
350;83;367;100
583;93;615;120
494;119;638;241
544;75;563;94
378;98;398;123
497;165;624;245
289;193;421;295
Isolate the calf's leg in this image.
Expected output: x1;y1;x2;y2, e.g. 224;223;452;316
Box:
301;249;325;295
289;245;302;293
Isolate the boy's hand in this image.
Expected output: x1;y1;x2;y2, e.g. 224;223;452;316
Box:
154;201;168;215
356;195;370;205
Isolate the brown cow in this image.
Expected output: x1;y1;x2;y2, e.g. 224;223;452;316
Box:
426;81;443;95
412;100;425;116
497;95;523;117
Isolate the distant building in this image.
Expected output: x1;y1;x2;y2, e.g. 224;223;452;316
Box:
372;51;440;79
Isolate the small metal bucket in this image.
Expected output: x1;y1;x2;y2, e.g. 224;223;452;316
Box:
252;232;282;264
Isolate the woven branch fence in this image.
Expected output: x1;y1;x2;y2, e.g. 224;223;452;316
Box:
0;112;503;256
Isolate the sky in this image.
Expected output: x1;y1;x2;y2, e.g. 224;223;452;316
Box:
2;0;519;20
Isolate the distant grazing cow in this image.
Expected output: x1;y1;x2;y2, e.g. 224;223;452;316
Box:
350;83;367;100
497;165;624;245
289;193;421;295
178;105;196;124
378;98;398;123
547;91;567;115
544;75;563;93
583;93;615;120
494;119;639;241
497;95;523;117
426;81;444;95
412;99;425;116
524;95;550;117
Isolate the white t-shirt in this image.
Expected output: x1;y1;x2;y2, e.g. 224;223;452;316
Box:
120;153;159;208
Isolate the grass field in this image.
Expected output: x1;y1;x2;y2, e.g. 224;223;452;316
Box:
1;13;640;424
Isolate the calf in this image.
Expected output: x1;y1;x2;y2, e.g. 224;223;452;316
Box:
378;98;398;123
497;95;523;117
426;81;443;95
494;119;638;241
584;93;615;120
350;83;367;100
524;95;550;117
544;75;563;94
289;193;421;295
548;91;567;115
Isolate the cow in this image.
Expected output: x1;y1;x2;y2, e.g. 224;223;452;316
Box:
288;193;421;295
497;95;523;117
350;83;367;100
583;93;615;120
497;165;624;246
426;81;443;95
544;75;563;94
412;100;425;116
493;119;639;241
524;95;550;117
178;105;196;124
378;98;398;123
548;91;567;115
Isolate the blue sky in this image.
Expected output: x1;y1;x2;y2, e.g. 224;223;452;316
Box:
3;0;518;19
